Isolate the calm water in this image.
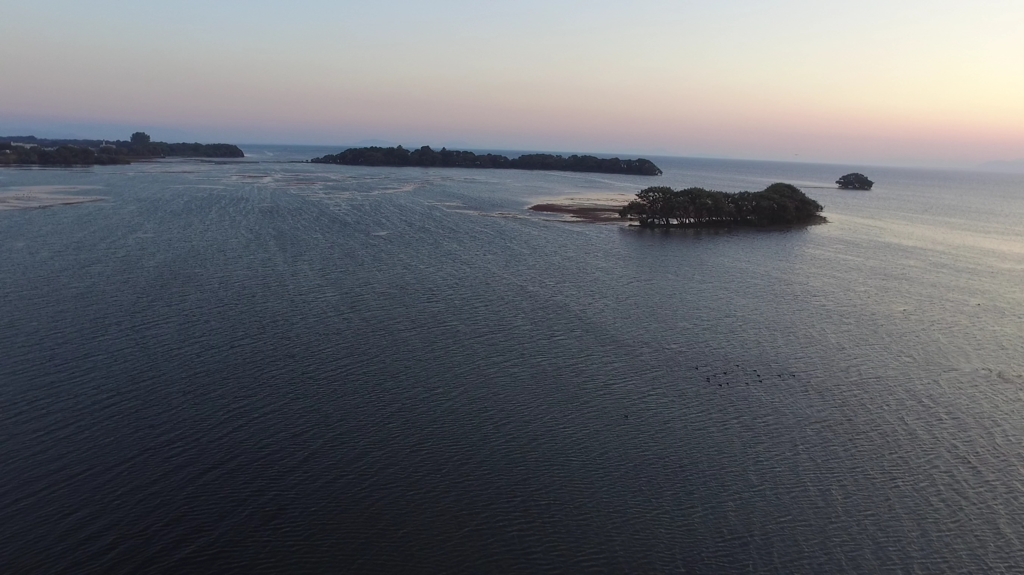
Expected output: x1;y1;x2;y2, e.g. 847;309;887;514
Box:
2;148;1024;573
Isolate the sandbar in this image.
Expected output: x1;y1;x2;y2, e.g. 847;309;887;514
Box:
0;186;106;211
528;203;625;222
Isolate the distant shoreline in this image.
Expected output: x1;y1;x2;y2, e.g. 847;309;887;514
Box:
1;133;244;166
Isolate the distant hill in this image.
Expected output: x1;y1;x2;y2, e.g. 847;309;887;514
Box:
977;159;1024;174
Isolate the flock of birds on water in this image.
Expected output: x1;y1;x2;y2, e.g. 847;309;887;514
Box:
696;363;799;388
624;363;801;419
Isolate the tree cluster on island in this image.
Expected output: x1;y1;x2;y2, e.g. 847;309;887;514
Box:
0;132;244;166
836;173;874;190
309;146;663;176
619;183;824;227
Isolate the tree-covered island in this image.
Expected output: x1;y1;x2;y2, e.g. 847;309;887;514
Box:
0;132;244;166
836;173;874;190
619;183;824;227
310;146;663;176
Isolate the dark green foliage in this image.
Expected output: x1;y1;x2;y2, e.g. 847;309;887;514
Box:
310;146;661;175
0;145;129;166
836;173;874;190
619;183;823;227
125;141;245;158
510;154;662;175
1;133;244;165
410;146;513;169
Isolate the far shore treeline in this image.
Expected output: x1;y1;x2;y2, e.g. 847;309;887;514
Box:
310;146;663;176
0;132;244;166
619;183;824;227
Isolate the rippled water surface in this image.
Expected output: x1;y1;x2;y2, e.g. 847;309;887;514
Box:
2;149;1024;573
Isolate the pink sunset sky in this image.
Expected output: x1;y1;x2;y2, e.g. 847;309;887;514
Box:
3;1;1023;167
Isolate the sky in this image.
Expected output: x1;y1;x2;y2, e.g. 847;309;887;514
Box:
2;0;1023;166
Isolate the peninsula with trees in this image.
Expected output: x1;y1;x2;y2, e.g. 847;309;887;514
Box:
0;132;245;166
619;183;824;227
309;146;663;176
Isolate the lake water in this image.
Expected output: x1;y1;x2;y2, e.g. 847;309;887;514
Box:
2;148;1023;573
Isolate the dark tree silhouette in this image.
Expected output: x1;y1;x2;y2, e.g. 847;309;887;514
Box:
0;145;130;166
619;183;824;227
310;146;662;175
1;133;244;165
836;173;874;190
